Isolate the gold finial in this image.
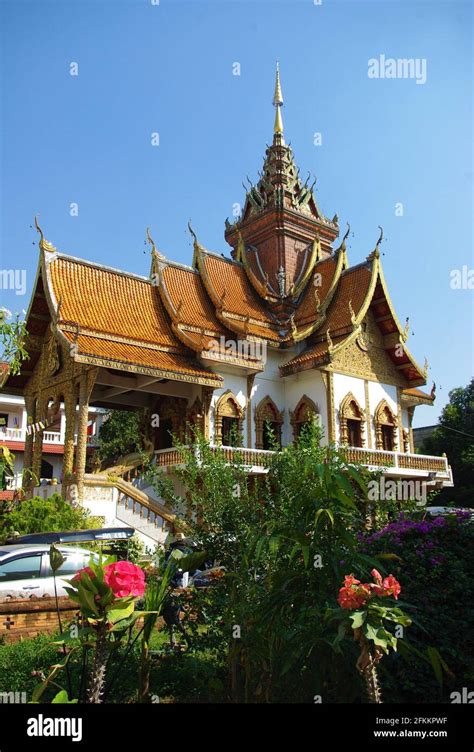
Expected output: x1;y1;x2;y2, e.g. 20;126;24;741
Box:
34;214;56;253
326;328;333;350
273;62;284;135
146;226;164;260
188;220;198;247
403;316;410;341
367;225;383;261
146;226;156;253
34;214;44;243
377;225;384;247
423;357;429;378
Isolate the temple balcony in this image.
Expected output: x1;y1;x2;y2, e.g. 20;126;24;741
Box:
0;426;100;447
154;444;453;486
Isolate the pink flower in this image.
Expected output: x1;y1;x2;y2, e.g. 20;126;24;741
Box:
103;561;146;598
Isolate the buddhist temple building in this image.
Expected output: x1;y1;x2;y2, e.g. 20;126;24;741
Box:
1;66;452;546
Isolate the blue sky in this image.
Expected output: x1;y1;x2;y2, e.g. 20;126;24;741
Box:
0;0;472;426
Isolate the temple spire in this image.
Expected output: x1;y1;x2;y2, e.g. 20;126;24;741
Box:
273;62;284;137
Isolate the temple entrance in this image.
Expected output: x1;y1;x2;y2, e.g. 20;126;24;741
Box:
153;417;174;450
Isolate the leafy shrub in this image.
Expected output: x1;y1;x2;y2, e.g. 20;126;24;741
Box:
0;493;102;543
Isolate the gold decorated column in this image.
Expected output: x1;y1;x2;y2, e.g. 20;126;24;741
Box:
202;387;214;442
75;369;97;503
32;394;47;485
62;390;77;494
246;375;256;448
22;395;35;490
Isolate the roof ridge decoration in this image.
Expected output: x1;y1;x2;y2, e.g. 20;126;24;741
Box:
34;215;57;254
147;226;165;280
291;234;321;300
239;230;274;300
291;239;347;343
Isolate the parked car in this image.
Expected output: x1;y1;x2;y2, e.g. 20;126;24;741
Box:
0;544;99;599
425;506;474;520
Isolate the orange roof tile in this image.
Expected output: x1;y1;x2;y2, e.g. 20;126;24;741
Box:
161;264;226;334
295;256;337;326
318;263;372;335
50;256;176;348
201;253;278;328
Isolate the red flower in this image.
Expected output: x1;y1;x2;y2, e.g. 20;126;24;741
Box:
338;573;371;609
382;574;401;600
103;561;146;598
369;569;401;599
72;566;95;582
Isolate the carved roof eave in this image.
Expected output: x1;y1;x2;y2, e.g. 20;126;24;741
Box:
72;351;222;387
215;309;281;349
291;243;348;343
400;390;435;407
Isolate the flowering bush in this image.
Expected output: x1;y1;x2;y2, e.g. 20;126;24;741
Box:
361;511;474;702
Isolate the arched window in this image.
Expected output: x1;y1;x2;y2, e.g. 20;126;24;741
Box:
374;400;398;452
339;392;366;448
255;396;283;449
214;390;244;446
290;395;319;442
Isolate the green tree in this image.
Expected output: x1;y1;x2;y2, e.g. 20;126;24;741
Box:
423;379;474;507
0;493;101;542
97;410;144;465
0;307;28;378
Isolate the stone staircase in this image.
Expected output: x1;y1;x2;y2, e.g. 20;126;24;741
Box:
110;477;184;548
